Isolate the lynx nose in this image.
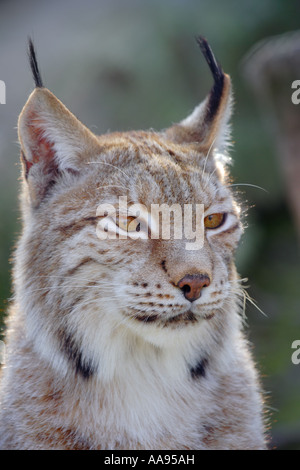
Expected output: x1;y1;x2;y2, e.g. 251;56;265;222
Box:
177;274;211;302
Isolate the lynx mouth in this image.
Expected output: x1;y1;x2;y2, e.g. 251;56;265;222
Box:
127;306;216;328
132;309;197;325
164;309;198;325
165;309;215;324
133;309;215;326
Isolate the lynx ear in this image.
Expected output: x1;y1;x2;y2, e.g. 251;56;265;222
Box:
166;36;232;155
19;40;101;207
18;88;101;206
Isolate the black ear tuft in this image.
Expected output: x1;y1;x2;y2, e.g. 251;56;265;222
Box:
28;37;44;88
196;36;224;83
195;35;225;123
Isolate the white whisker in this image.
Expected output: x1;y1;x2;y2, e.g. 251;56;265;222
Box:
88;161;131;182
202;137;216;179
226;183;269;193
97;184;131;192
242;289;268;317
203;166;219;191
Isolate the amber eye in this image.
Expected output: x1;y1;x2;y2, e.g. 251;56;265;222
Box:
204;213;226;229
115;215;140;232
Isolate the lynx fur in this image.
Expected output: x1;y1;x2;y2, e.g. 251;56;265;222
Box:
0;37;267;450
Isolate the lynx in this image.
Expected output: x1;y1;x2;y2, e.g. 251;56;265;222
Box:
0;37;267;449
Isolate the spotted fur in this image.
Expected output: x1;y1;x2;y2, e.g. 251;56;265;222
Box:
0;37;267;449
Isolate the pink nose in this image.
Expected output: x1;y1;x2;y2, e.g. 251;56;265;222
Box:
177;274;210;302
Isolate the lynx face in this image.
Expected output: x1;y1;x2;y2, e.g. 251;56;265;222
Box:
16;38;242;381
0;37;267;451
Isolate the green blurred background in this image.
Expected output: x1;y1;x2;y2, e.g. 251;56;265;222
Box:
0;0;299;449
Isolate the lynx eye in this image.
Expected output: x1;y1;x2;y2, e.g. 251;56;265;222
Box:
204;213;226;229
115;215;140;233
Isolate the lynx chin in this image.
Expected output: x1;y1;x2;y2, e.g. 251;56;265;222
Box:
0;36;267;450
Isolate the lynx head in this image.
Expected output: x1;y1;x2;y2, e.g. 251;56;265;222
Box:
15;37;242;381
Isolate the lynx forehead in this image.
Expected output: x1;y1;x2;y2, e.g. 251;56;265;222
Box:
0;37;267;450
